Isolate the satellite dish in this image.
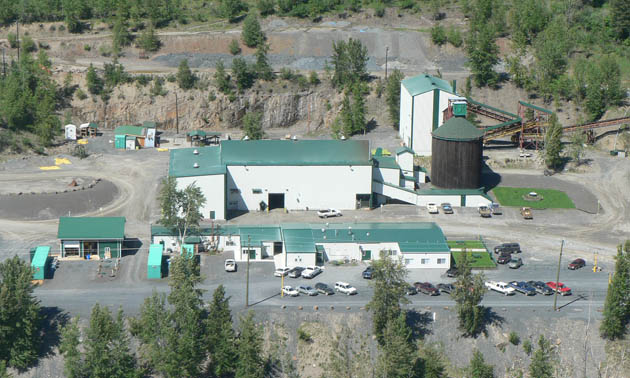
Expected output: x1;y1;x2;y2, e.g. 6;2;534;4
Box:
292;135;298;141
193;149;199;155
193;162;199;168
340;135;346;140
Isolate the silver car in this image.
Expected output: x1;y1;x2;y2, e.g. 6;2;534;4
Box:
508;257;523;269
297;285;318;296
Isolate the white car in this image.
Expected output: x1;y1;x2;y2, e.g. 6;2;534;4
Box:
317;208;342;218
301;266;322;279
224;259;237;272
282;286;299;297
274;267;291;277
335;282;357;295
484;280;516;296
427;203;439;214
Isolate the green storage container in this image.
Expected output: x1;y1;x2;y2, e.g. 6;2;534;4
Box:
31;246;51;280
115;135;126;149
453;103;467;117
147;244;163;279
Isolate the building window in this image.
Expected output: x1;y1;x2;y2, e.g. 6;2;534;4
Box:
437;258;446;264
228;201;238;206
421;258;430;265
252;188;263;194
226;240;235;246
229;188;241;194
405;259;412;265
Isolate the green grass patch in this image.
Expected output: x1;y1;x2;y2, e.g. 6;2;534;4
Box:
447;240;486;250
492;187;576;209
452;251;496;269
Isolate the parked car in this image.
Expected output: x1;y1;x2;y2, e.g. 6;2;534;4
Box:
317;208;342;218
335;281;358;295
485;280;516;295
302;266;322;279
521;207;533;219
274;267;292;277
282;286;299;297
224;259;237;272
508;257;523;269
528;281;554;295
437;283;455;294
406;286;418;295
508;281;536;296
546;281;572;296
441;203;454;214
362;266;374;279
494;243;521;254
427;203;439;214
315;282;335;295
414;282;440;296
497;253;512;264
568;258;586;270
288;266;305;278
297;285;318;296
478;205;492;218
446;267;458;277
490;202;502;215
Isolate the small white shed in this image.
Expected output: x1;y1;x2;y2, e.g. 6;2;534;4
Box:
64;124;77;140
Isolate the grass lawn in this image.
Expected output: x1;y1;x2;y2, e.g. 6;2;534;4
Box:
447;240;486;250
492;187;576;209
452;251;496;269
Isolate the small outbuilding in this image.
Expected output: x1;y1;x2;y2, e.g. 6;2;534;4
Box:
79;122;98;137
147;244;163;279
31;246;51;280
58;217;126;259
65;124;77;140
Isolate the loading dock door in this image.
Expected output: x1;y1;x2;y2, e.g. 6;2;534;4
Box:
268;193;285;210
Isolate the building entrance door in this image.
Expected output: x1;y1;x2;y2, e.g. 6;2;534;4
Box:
268;193;285;210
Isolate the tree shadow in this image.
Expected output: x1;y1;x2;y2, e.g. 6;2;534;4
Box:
479;306;505;337
365;118;378;133
37;307;69;365
405;308;433;341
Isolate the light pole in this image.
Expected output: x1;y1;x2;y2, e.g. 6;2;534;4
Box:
553;240;564;311
385;46;389;80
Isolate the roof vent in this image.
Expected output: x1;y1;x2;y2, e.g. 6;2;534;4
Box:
243;135;250;141
193;149;199;155
193;162;199;168
366;232;370;237
292;135;298;141
340;135;346;140
321;228;325;233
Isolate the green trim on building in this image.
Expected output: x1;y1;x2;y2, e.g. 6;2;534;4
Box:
432;88;440;131
282;228;317;253
518;101;553;115
114;125;145;136
169;146;226;177
58;217;125;240
402;74;454;96
410;96;415;150
432;117;485;141
372;156;400;170
395;146;414;155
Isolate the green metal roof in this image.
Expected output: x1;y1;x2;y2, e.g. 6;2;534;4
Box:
395;146;414;155
402;74;453;96
220;140;370;166
432;117;485;141
375;180;492;200
372;155;400;170
58;217;126;240
88;122;98;128
188;130;207;137
282;227;317;253
31;246;50;267
169;146;226;177
148;244;163;266
114;125;145;136
239;226;282;246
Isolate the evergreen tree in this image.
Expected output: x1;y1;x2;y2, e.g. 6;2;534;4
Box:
544;114;563;170
242;111;265;140
86;64;103;95
236;311;265;378
215;60;232;94
529;335;555;378
232;57;254;92
351;83;366;135
468;349;494;378
219;0;247;22
385;69;405;130
0;256;42;370
611;0;630;40
176;59;195;90
600;241;630;340
112;15;132;55
242;12;265;48
377;312;420;377
137;23;161;52
206;285;237;377
422;346;446;378
59;318;82;378
452;253;486;337
366;250;409;345
331;38;368;88
340;90;353;138
466;22;499;87
254;42;273;81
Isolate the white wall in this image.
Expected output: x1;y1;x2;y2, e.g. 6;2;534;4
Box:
416;195;462;207
375;181;418;205
396;152;414;175
402;253;451;269
373;167;399;185
320;242;400;262
285;253;316;267
412;91;434;156
177;174;225;220
399;85;413;147
227;165;372;211
464;195;492;208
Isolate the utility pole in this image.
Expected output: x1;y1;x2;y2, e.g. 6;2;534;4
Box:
16;20;20;62
175;91;179;134
245;235;251;308
385;46;389;80
2;48;5;78
553;239;564;311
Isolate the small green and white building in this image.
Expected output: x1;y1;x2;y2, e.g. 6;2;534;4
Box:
58;217;126;259
147;244;163;279
151;222;451;270
31;246;51;280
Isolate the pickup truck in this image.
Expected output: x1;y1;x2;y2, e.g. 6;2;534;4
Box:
478;206;492;218
317;208;342;218
224;259;237;272
508;281;536;296
546;281;572;296
485;280;516;295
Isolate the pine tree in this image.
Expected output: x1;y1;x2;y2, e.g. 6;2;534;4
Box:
232;57;254;92
243;111;265;140
137;23;161;53
214;60;232;94
0;256;42;370
452;253;486;337
351;83;366;135
385;69;405;130
421;346;446;378
377;312;420;377
529;335;555;378
206;285;237;377
600;241;630;340
254;42;273;81
112;15;132;55
236;311;265;378
468;349;495;378
340;91;354;138
59;318;82;378
176;59;195;90
611;0;630;40
544;114;564;169
86;64;103;95
242;12;265;48
219;0;247;22
466;22;499;87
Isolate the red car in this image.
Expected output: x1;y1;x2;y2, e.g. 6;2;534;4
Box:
568;258;586;270
414;282;440;296
546;281;572;296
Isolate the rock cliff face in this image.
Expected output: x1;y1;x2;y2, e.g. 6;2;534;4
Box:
66;75;339;132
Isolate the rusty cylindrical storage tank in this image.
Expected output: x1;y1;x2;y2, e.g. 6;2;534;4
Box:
431;117;484;189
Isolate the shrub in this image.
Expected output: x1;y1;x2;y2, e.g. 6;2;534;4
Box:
523;339;533;355
49;25;56;32
374;3;385;17
84;44;92;51
280;67;294;80
166;74;176;82
58;24;66;31
297;327;312;343
431;25;447;45
509;332;520;345
150;77;168;97
99;44;112;57
135;74;152;86
399;0;415;10
296;74;308;88
308;71;320;85
258;0;276;16
209;91;217;101
7;33;18;48
229;39;241;55
447;26;463;47
75;88;88;100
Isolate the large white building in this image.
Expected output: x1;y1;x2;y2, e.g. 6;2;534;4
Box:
151;222;452;270
399;74;462;156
